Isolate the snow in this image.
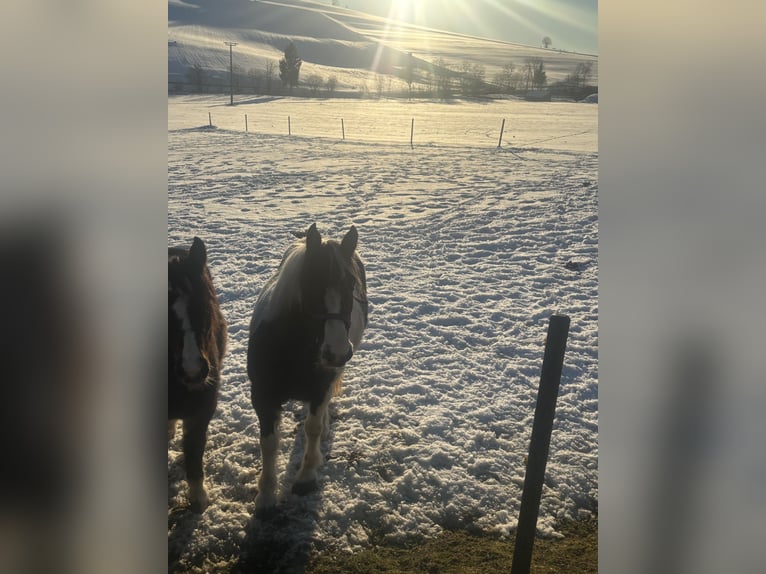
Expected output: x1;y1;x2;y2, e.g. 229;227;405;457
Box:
168;95;597;572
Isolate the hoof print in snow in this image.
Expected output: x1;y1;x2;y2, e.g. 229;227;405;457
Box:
564;260;588;271
291;479;318;496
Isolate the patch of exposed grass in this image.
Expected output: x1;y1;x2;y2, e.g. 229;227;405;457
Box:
307;517;597;574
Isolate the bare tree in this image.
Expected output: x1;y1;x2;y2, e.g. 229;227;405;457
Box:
246;68;261;93
572;62;594;87
560;61;594;97
469;63;485;96
458;61;485;96
493;62;514;94
403;52;414;99
432;58;452;98
325;75;338;95
423;68;433;95
186;64;206;92
543;36;552;49
264;60;276;94
459;61;473;95
375;74;385;98
305;73;323;95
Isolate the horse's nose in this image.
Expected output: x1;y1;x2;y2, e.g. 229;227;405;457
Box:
322;346;353;367
185;358;209;385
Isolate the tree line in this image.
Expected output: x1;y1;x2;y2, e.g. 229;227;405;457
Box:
172;41;595;100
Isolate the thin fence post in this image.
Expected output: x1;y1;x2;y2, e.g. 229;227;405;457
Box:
511;314;570;574
288;115;291;136
341;118;345;141
208;112;212;127
410;117;414;148
245;114;248;133
498;118;506;148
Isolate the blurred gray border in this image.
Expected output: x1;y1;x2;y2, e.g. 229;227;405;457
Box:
601;2;765;573
1;2;168;573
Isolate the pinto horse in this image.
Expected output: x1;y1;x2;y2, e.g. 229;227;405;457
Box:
168;237;227;512
248;223;368;514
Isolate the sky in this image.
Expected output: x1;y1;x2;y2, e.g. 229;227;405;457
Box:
340;0;598;54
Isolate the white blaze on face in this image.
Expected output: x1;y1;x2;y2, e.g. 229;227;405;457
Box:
172;296;205;379
322;288;352;364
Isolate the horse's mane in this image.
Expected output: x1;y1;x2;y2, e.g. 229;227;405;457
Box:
169;246;226;359
254;238;366;325
262;241;307;316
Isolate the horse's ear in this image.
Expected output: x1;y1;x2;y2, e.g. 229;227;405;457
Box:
189;236;207;269
306;223;321;253
341;225;358;259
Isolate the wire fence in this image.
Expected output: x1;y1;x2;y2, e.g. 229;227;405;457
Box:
169;97;598;153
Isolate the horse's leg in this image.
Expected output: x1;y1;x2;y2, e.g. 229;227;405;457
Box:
321;406;331;441
254;404;281;515
293;392;331;494
182;415;210;513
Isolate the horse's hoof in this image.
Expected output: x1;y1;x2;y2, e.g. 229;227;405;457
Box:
291;479;318;496
188;479;209;513
255;489;278;518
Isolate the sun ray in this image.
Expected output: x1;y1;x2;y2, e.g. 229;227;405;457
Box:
376;1;595;53
514;0;597;36
476;0;549;40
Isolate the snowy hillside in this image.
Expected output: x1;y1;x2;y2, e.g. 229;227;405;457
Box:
168;0;598;91
168;96;598;572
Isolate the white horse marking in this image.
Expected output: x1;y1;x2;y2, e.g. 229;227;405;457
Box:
321;288;353;365
255;429;280;512
172;297;206;380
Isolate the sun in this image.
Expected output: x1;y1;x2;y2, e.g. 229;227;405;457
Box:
388;0;418;24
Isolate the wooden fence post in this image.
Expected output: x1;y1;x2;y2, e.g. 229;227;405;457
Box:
511;314;570;574
498;118;506;148
245;114;248;133
341;118;345;140
410;118;414;148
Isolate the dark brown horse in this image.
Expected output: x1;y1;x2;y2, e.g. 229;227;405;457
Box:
168;237;227;512
247;223;368;515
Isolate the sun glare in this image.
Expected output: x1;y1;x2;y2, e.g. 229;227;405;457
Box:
388;0;416;23
386;1;507;36
379;1;595;53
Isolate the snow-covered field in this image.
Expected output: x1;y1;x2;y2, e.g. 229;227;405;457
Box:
168;95;598;572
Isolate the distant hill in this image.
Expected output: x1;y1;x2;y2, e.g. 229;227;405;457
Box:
168;0;597;95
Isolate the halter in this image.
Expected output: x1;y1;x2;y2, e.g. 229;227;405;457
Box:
306;293;367;330
308;311;351;330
